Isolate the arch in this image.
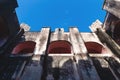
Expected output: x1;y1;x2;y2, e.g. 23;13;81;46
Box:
85;42;103;53
12;41;36;54
48;40;71;53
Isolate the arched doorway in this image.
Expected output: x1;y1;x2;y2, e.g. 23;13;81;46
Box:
85;42;103;53
48;40;71;54
12;41;36;54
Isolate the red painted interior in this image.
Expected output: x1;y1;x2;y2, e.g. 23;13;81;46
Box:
12;41;36;54
85;42;103;53
48;40;71;53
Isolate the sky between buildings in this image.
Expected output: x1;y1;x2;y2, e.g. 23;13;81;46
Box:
16;0;106;32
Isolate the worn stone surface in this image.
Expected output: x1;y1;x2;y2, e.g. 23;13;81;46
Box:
46;56;76;80
20;23;31;31
20;60;42;80
24;32;40;41
103;0;120;18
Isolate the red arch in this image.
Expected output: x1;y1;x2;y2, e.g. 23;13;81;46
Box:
48;40;71;53
12;41;36;54
85;42;103;53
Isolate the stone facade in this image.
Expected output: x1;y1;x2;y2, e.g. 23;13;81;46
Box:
0;0;120;80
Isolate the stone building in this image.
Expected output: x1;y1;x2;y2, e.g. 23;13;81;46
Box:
0;0;120;80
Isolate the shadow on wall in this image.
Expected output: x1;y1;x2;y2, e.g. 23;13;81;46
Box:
43;56;76;80
0;16;9;47
112;20;120;45
92;58;116;80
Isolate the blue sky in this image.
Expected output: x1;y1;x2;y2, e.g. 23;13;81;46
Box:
16;0;106;32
